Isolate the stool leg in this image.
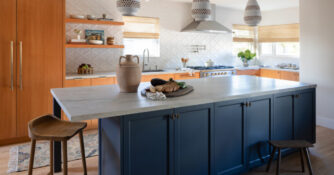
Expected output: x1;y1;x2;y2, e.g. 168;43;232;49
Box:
62;140;68;175
28;139;36;175
300;148;305;172
79;131;87;175
50;140;54;175
304;148;314;175
276;148;281;175
266;146;277;172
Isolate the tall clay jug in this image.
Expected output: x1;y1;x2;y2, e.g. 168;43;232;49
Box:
116;55;142;93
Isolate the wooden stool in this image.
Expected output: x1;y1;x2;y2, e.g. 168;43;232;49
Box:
27;114;87;175
266;140;314;175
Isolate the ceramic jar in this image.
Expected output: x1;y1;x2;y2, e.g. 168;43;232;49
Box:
116;55;142;93
244;0;262;26
117;0;140;16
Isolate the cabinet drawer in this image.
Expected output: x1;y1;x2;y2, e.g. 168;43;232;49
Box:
141;74;174;82
92;77;116;86
64;79;91;87
174;72;200;80
280;71;299;81
236;69;260;76
260;69;280;79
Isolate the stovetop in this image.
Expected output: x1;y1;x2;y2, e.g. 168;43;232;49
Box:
187;65;234;70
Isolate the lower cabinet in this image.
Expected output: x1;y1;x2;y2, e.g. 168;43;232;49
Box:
214;100;246;175
100;88;315;175
245;96;271;167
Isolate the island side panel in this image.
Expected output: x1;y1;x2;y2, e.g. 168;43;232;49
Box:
100;117;122;175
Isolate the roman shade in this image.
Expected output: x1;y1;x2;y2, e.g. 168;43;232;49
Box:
232;24;255;42
258;23;300;42
123;16;160;39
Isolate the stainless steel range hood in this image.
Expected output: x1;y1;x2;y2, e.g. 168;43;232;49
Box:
182;4;232;34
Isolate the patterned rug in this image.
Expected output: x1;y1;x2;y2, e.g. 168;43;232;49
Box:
8;133;98;173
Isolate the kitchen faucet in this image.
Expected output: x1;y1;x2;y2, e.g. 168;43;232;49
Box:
143;48;150;71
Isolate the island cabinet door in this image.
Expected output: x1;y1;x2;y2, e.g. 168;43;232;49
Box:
213;100;246;175
245;96;272;168
173;104;213;175
294;89;316;143
122;109;173;175
272;92;294;141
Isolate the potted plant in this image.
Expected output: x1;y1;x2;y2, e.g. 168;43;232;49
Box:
238;50;256;67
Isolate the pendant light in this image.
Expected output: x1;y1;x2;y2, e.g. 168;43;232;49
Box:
117;0;141;16
192;0;211;21
244;0;262;26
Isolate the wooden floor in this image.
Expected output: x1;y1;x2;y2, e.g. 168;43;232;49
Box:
1;126;334;175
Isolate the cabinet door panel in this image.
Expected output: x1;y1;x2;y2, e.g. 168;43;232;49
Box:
91;77;115;86
273;95;294;140
294;90;315;143
0;0;17;140
214;101;245;175
175;104;212;175
123;110;172;175
246;98;271;167
16;0;63;137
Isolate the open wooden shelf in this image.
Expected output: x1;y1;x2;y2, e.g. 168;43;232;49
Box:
66;44;124;48
65;18;124;26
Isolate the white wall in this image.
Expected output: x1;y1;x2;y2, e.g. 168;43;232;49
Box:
300;0;334;129
258;7;300;67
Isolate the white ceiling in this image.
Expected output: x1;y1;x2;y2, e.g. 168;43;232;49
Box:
171;0;299;11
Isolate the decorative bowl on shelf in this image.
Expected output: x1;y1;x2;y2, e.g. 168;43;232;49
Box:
88;40;103;45
70;14;85;19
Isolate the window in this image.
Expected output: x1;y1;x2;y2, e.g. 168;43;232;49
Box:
233;42;254;56
232;24;255;56
260;42;300;57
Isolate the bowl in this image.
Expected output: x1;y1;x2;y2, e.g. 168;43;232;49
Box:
89;40;103;45
87;15;97;20
70;14;85;19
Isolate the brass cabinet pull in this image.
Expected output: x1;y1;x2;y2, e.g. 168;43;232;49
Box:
170;114;175;120
176;114;180;119
248;102;252;107
295;94;300;98
10;41;14;91
19;41;23;90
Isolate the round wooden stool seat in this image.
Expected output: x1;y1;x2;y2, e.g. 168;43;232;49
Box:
27;114;87;175
28;115;87;140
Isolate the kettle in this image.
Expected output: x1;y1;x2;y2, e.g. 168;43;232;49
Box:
205;59;214;67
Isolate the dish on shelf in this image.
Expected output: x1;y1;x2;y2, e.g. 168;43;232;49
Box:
87;15;97;20
70;14;85;19
88;40;103;45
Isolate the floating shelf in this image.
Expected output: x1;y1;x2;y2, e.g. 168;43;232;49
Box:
66;44;124;48
65;18;124;26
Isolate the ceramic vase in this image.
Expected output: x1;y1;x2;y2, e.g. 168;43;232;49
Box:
244;0;262;26
116;55;142;93
117;0;140;16
192;0;211;21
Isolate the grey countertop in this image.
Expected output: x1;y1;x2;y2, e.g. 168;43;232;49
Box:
51;76;315;121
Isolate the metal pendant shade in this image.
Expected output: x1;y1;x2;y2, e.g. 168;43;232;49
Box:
244;0;262;26
117;0;141;16
192;0;212;21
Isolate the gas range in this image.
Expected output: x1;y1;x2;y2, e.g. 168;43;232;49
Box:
187;65;236;78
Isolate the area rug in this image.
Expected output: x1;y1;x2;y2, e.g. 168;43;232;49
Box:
7;133;98;173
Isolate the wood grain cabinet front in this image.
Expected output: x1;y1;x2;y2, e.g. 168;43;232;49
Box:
174;72;200;80
236;69;260;76
91;77;116;86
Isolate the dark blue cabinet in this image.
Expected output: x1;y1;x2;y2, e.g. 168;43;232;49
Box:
214;100;246;175
294;89;316;143
174;104;213;175
123;109;173;175
245;96;272;167
273;92;294;141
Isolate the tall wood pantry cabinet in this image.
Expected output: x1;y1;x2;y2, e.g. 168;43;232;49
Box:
0;0;63;144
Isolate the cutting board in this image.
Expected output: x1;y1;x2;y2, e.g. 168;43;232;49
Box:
141;85;194;97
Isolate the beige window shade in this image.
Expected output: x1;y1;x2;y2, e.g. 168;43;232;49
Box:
259;24;300;42
123;16;160;39
233;24;255;42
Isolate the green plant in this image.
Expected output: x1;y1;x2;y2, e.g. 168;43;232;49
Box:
237;50;256;61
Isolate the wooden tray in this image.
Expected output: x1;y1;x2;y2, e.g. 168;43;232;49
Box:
141;85;194;97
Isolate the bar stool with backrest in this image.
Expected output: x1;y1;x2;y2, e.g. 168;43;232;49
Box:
28;114;87;175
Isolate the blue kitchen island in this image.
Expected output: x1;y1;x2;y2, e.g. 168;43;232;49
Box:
51;76;316;175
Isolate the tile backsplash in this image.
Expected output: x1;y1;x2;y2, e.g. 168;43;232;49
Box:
66;0;239;73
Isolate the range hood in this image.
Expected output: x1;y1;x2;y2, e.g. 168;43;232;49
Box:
182;4;232;34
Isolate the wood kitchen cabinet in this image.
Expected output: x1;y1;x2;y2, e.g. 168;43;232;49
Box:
174;72;200;80
91;77;116;86
260;69;281;79
280;71;299;81
0;0;64;142
260;69;299;81
236;69;260;76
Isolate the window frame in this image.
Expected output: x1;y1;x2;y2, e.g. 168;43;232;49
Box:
259;42;300;59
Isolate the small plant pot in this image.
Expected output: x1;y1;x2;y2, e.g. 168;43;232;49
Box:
242;59;249;67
